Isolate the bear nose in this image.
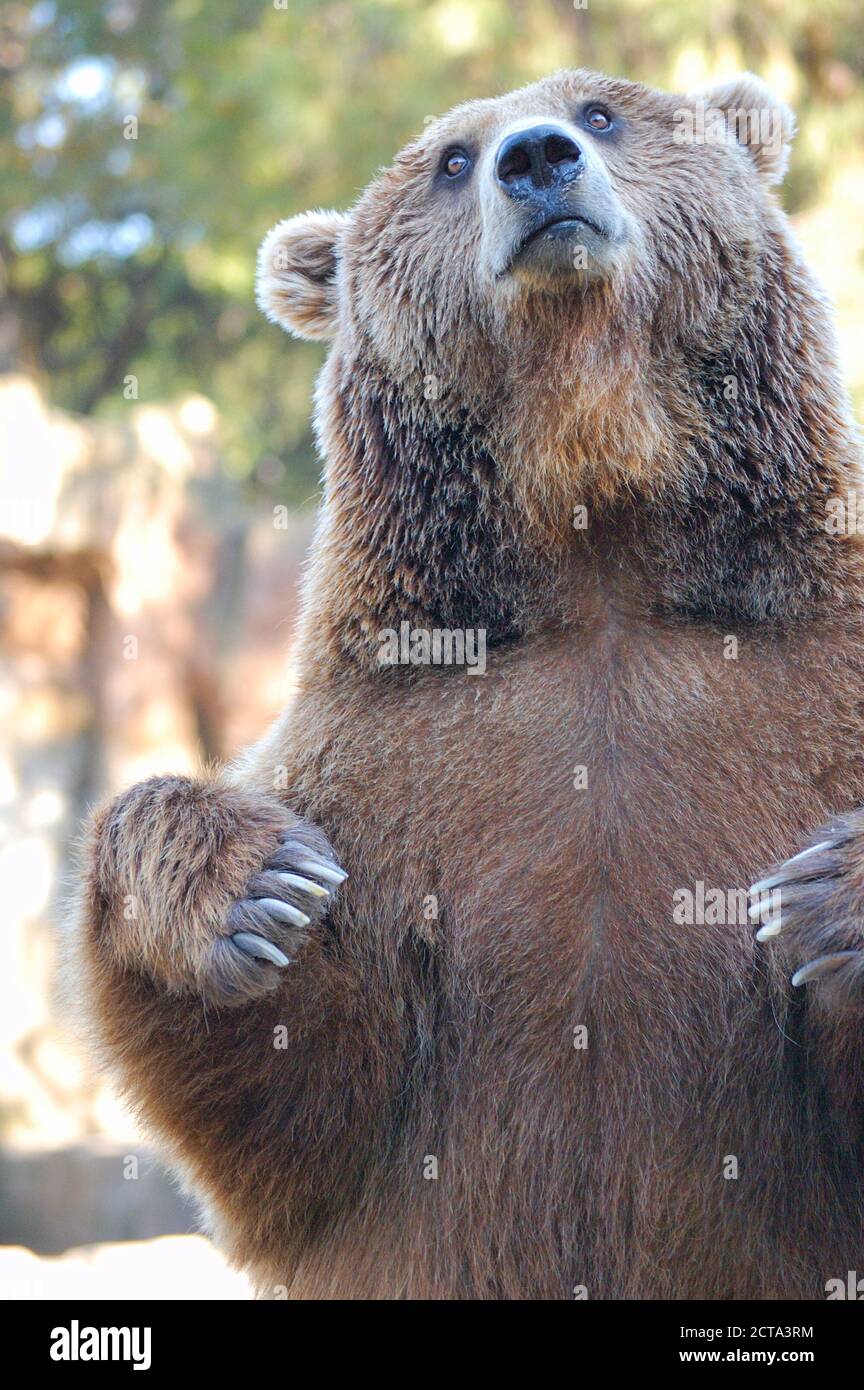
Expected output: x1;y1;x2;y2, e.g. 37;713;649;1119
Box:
495;125;584;194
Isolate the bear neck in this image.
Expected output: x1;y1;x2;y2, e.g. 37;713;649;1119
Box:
300;246;864;677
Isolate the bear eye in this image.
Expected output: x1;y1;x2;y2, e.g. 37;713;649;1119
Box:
442;148;471;179
585;105;613;133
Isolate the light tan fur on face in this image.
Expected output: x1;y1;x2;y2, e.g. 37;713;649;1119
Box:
257;70;796;533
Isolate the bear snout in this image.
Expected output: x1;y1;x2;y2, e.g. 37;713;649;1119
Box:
495;124;585;195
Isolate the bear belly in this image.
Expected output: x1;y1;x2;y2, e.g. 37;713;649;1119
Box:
260;614;864;1298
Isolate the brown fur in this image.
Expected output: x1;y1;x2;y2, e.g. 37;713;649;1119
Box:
71;70;864;1299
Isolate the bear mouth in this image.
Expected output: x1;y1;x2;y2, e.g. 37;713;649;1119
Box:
518;213;608;251
504;211;614;279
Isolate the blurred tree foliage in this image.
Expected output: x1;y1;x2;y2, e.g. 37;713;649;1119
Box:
1;0;862;501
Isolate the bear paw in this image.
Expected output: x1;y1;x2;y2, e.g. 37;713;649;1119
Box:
206;830;347;1007
749;816;864;1013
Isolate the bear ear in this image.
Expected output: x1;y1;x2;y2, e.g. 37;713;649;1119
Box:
693;73;796;185
256;210;350;341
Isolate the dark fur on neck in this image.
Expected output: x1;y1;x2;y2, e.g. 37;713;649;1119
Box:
306;352;557;669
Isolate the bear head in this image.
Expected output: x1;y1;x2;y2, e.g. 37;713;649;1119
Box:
257;70;861;657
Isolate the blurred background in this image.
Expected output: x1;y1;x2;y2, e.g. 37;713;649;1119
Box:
1;0;862;1298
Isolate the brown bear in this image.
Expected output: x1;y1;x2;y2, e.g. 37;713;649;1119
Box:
72;68;864;1300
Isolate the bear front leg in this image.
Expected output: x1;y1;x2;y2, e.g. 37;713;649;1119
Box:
749;809;864;1013
72;774;406;1276
78;774;347;1007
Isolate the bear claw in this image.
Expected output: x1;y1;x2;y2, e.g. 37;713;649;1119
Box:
252;896;310;928
748;840;834;901
755;920;783;942
231;932;292;967
791;951;860;988
274;871;329;899
292;855;348;887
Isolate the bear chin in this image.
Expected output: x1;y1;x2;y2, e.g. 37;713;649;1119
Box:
507;216;624;287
